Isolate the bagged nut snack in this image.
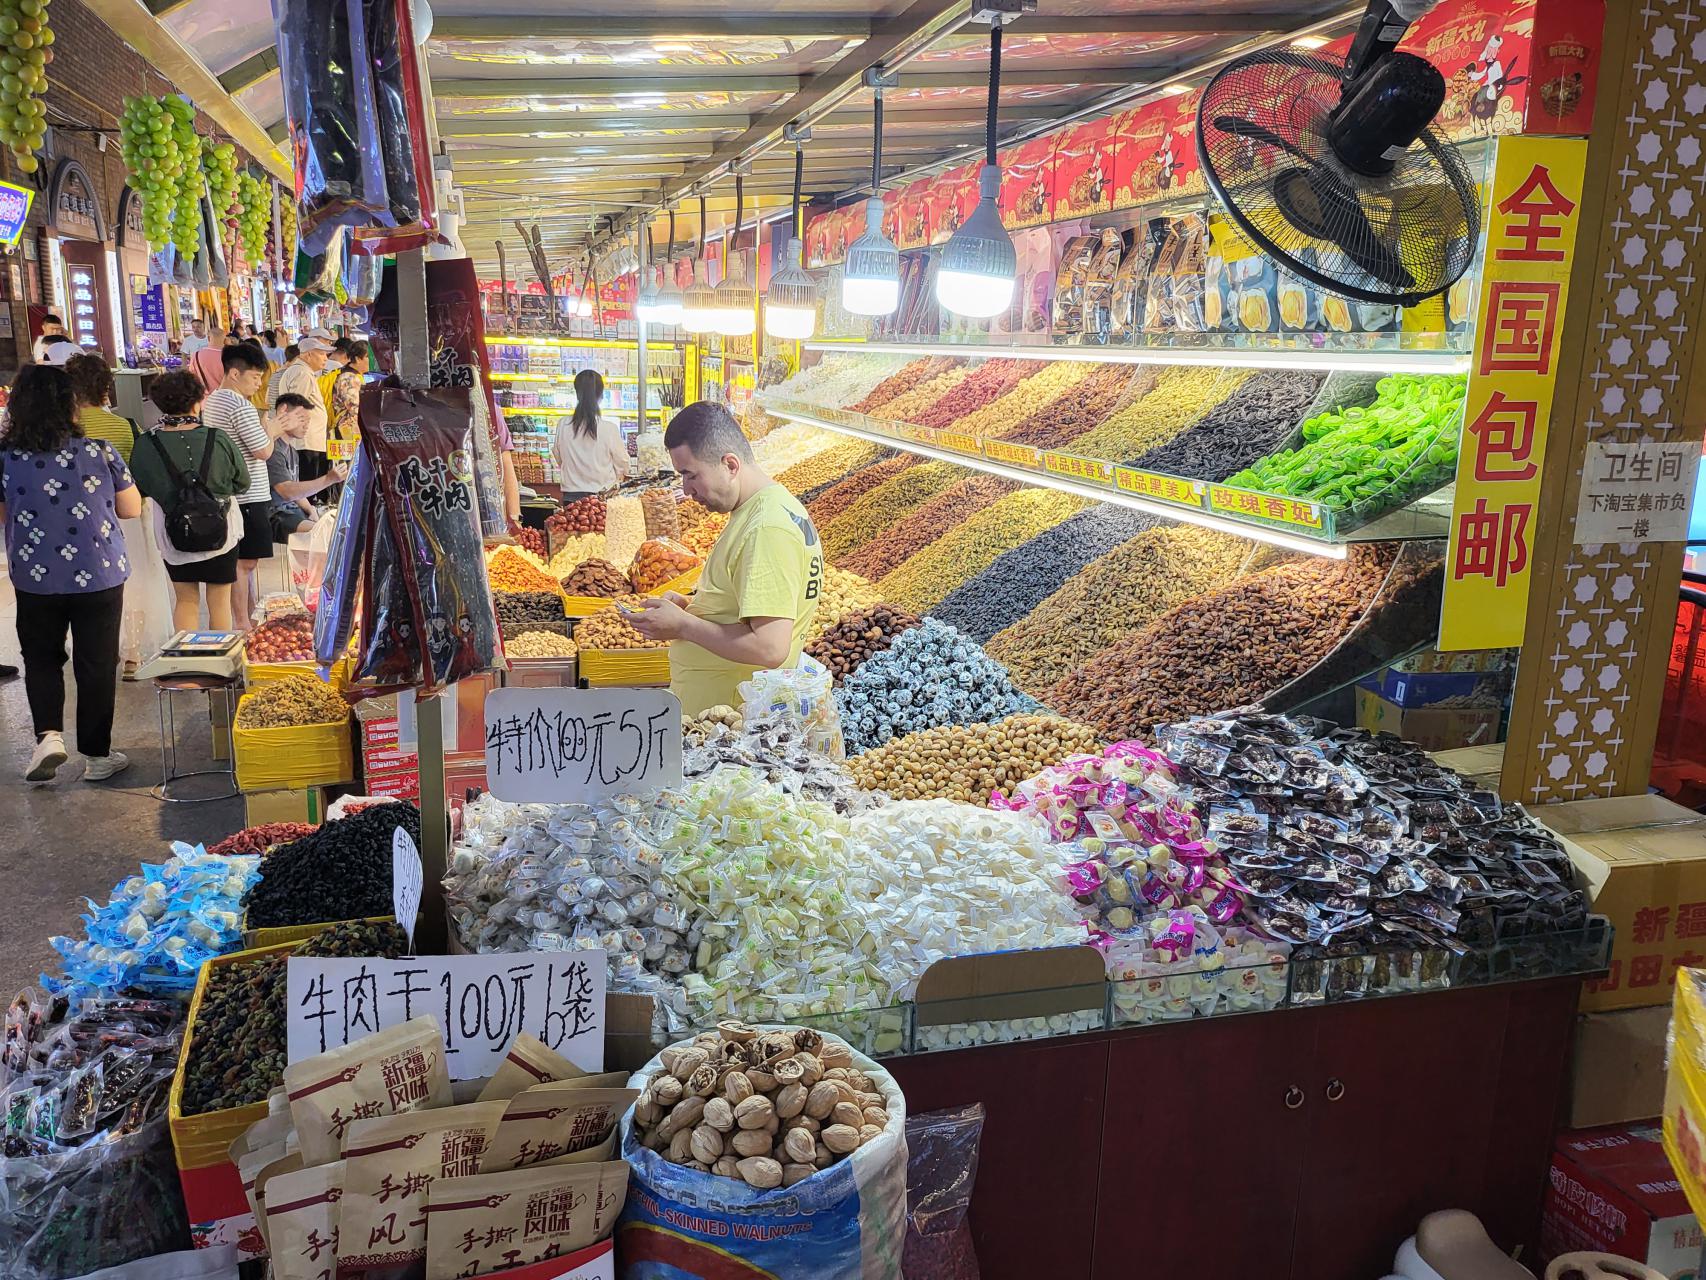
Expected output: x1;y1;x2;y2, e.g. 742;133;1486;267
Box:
480;1082;639;1173
338;1100;506;1280
475;1031;583;1103
266;1159;346;1280
285;1015;455;1167
423;1161;630;1279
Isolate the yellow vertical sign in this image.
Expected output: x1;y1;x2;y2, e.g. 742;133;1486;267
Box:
1439;135;1587;651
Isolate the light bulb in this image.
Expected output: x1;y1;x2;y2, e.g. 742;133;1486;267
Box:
714;252;753;335
680;260;717;333
842;195;900;317
575;292;593;318
936;166;1015;319
638;268;682;325
764;237;818;340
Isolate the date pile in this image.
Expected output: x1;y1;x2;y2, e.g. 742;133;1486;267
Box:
245;614;314;663
805;604;922;685
634;1024;890;1188
549;495;607;535
563;557;631;598
243;802;422;928
1161;712;1588;958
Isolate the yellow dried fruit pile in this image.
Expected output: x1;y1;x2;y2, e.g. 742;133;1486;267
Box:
848;714;1102;805
1065;366;1253;461
878;488;1091;613
547;534;609;577
237;675;349;729
776;439;890;497
867;364;974;423
972;362;1098;440
805;455;917;527
818;461;962;562
486;545;564;596
986;526;1250;695
808;565;883;640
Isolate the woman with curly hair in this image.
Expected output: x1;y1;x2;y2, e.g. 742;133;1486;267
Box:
0;364;142;781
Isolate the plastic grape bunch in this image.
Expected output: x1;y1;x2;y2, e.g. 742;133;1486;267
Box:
167;97;203;259
236;171;269;268
204;141;239;224
0;0;53;172
119;95;181;250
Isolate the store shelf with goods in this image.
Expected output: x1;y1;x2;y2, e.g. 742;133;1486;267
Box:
805;337;1473;376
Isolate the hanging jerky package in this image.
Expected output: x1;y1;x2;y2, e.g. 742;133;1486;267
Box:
365;0;436;250
296;226;348;304
344;246;386;308
273;0;388;254
357;383;500;694
315;437;374;668
201;192;230;288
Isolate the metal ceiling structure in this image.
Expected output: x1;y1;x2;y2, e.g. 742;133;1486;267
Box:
100;0;1364;276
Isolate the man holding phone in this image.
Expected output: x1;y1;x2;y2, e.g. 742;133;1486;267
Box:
266;392;349;540
625;401;822;714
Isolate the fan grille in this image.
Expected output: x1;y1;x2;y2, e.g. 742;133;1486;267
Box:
1198;50;1481;307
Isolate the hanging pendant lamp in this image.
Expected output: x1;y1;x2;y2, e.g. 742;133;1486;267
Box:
714;174;756;337
680;195;719;333
575;260;594;318
640;211;685;326
843;78;900;316
938;23;1017;318
765;144;819;340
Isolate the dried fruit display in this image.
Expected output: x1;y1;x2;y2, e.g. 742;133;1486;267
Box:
207;823;316;857
805;455;917;528
752;421;845;475
808;566;884;640
244;803;423;928
640;488;682;541
840;476;1020;582
1066;365;1252;462
867;363;973;424
971;361;1100;441
879;488;1090;613
777;439;890;497
848;357;959;414
1124;370;1324;481
236;675;348;729
806;604;924;685
486;545;565;596
911;359;1044;428
1000;365;1156;449
630;539;700;593
577;599;668;649
986;526;1250;695
847;715;1102;805
549;495;607;534
506;630;579;659
819;461;963;562
562;558;631;598
245;614;314;664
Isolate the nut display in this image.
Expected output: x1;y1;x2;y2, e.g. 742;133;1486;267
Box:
846;714;1102;804
806;604;924;684
640;488;682;541
1066;365;1252;462
562;557;632;598
684;703;743;744
777;439;891;499
244;614;314;664
840;476;1020;582
629;539;700;593
486;546;565;596
634;1025;887;1185
807;566;883;641
866;363;972;424
1047;545;1397;740
804;455;917;527
676;498;717;537
818;461;962;563
911;358;1045;429
878;487;1089;613
1001;365;1155;449
235;675;348;729
987;526;1249;695
178;953;288;1114
577;599;668;650
206;822;316;857
549;495;607;535
836;619;1041;754
1124;369;1324;481
494;591;567;633
243;802;423;928
547;533;609;577
506;630;579;659
931;505;1157;642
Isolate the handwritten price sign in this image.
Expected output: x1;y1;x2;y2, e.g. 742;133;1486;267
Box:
484;687;682;803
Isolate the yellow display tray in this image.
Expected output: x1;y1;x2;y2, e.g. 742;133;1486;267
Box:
233;693;354;792
577;647;670;687
243;656;349;694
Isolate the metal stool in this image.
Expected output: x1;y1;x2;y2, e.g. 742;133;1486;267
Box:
151;673;240;803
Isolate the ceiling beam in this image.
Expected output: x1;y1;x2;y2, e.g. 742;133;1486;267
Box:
438;113;753;136
431;14;871;41
143;0;193;14
893;64;1167;89
432;73;800;98
1016;13;1283;34
218;48;278;95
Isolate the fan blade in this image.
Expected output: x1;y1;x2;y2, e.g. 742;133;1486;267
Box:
1299;165;1416;290
1211;115;1314;165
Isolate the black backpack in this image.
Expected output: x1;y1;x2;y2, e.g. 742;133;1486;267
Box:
146;431;229;553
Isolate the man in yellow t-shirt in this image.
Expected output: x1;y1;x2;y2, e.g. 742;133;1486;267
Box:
628;401;823;714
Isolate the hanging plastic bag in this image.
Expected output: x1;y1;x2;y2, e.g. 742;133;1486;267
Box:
467;372;508;540
65;1244;239;1280
314;443;372;668
342;246;384;307
146;246;176;289
200;193;229;288
902;1105;985;1280
353;0;437;254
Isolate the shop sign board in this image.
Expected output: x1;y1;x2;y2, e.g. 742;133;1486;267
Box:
48;158;103;241
1440;134;1587;650
0;178;33;249
286;951;608;1077
1572;440;1702;545
1115;465;1205;510
482;686;682;804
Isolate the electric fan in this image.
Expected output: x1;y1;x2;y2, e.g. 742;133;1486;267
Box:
1197;0;1480;307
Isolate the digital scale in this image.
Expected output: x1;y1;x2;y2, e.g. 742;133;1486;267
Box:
134;630;245;680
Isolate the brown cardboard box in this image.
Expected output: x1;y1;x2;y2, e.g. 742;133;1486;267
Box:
1532;795;1706;1013
242;785;330;827
1432;742;1507;792
1570;1006;1671;1128
1354;687;1501;751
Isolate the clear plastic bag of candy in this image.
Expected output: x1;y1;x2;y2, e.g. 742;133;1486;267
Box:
739;654;845;760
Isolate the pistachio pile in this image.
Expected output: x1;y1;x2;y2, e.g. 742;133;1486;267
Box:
634;1024;888;1188
236;675;348;729
807;565;883;641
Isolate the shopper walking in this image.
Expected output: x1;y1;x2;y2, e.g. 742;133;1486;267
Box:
179;318;209;355
0;364;142;781
203;345;286;630
64;355;172;677
552;369;630;503
188;322;227;392
127;370;248;633
273;336;334;481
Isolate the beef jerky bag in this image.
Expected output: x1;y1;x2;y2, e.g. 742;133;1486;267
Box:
284;1016;454;1167
478;1083;638;1174
475;1032;584;1104
338;1100;506;1280
423;1161;630;1280
267;1159;347;1280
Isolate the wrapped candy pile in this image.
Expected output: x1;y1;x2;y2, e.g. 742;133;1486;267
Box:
47;844;261;997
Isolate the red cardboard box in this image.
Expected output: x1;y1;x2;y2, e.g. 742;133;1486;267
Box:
1542;1122;1703;1277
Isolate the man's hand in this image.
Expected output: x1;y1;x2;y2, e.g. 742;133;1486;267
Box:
328;461;350;485
625;595;692;642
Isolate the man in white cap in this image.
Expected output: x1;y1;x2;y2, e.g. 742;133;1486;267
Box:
274;334;335;481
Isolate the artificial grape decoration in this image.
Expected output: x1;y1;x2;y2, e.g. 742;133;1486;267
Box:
118;96;180;250
236;171;269;269
166;96;202;259
205;141;239;223
0;0;52;173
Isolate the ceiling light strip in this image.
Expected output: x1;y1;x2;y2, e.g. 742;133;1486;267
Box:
802;339;1470;375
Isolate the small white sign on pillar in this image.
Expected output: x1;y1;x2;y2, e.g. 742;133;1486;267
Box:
1573;439;1701;545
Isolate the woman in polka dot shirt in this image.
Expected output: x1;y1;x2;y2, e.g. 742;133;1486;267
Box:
0;365;143;783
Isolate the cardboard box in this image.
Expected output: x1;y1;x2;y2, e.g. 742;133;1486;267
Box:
1432;741;1507;792
1359;667;1512;708
1354;687;1502;751
1542;1121;1702;1276
1572;1006;1672;1128
242;785;331;827
1533;795;1706;1012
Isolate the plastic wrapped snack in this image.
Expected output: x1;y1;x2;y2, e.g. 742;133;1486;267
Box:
352;0;437;254
739;656;845;760
314;440;373;669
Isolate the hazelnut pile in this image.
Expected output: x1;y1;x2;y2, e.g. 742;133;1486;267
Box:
634;1023;889;1189
847;713;1101;805
576;598;667;650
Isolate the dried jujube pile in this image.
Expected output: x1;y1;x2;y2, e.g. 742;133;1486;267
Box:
805;604;924;684
986;526;1249;695
847;714;1101;805
1048;545;1397;740
1123;369;1324;481
836;619;1039;754
840;476;1020;581
207;822;315;857
243;802;423;927
930;505;1158;642
879;488;1090;613
819;461;962;562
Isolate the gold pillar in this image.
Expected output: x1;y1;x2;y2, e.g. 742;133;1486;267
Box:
1503;0;1705;801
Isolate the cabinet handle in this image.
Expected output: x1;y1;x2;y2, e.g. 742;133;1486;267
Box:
1325;1078;1345;1102
1284;1086;1305;1110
